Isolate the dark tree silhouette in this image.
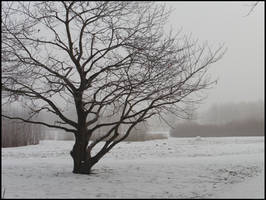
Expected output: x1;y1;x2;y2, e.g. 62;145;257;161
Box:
1;2;225;174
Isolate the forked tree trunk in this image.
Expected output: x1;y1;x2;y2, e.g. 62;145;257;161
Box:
70;135;96;174
70;134;110;174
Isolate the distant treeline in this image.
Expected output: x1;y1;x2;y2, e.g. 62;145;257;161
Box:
2;106;42;148
170;118;264;137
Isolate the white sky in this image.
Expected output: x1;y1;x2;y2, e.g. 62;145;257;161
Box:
162;1;264;111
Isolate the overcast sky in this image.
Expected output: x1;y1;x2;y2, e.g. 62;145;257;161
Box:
162;2;264;111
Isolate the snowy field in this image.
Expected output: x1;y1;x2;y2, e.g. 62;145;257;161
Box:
1;136;264;198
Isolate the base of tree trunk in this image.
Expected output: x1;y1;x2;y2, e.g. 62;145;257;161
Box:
72;169;91;175
72;162;93;174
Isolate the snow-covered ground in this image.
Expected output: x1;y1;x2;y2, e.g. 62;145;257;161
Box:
1;136;264;198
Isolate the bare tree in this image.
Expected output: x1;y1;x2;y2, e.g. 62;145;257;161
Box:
1;1;225;174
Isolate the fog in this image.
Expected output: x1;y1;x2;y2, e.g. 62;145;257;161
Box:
169;100;264;137
150;2;265;137
163;2;264;112
2;2;264;141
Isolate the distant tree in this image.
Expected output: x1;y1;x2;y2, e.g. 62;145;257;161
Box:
2;2;225;174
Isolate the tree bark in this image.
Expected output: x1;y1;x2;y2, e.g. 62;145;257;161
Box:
70;135;96;174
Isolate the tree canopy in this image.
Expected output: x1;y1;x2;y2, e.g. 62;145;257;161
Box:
1;1;225;174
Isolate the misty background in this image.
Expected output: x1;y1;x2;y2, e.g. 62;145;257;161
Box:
2;2;264;145
163;2;264;137
165;2;264;110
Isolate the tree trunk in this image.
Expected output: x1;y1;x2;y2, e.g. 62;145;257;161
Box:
70;135;97;174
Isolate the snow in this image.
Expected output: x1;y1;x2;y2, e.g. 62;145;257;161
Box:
213;169;264;198
1;136;264;198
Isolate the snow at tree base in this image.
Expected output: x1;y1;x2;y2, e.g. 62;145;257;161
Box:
2;136;264;198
